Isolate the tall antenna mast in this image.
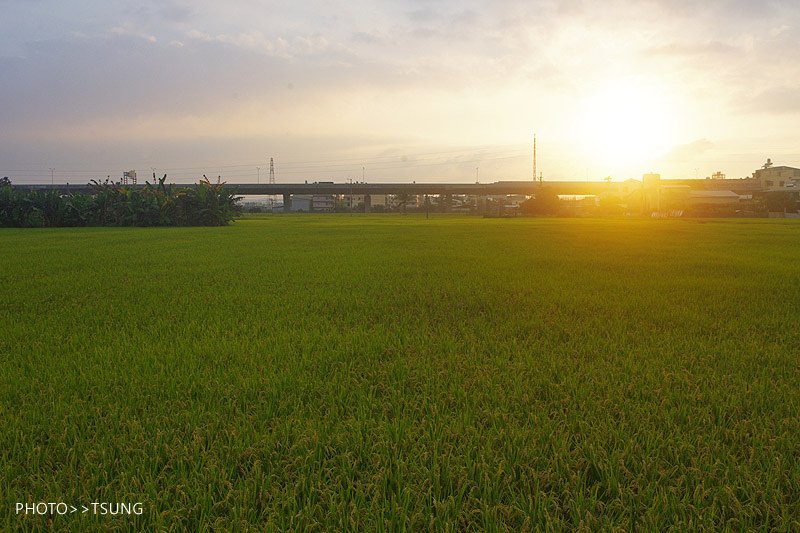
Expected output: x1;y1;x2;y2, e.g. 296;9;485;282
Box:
532;133;537;183
269;157;275;184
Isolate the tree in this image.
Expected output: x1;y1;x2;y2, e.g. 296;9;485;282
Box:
0;176;241;227
394;193;414;213
764;191;799;213
597;194;624;216
520;188;560;215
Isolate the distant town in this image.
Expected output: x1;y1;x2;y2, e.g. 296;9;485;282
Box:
234;158;800;218
9;158;800;219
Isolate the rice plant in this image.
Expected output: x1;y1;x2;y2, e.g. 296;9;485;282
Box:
1;216;798;530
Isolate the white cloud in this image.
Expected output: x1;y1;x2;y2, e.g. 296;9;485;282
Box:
3;0;800;179
186;29;332;58
769;24;790;37
109;23;158;43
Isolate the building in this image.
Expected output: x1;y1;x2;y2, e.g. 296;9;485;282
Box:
642;173;661;212
312;195;336;212
660;185;691;212
290;194;336;212
290;195;313;212
557;194;599;216
122;170;137;185
753;159;800;191
342;195;365;209
637;173;743;215
338;194;389;211
486;194;527;206
620;178;642;195
370;195;388;208
689;190;741;210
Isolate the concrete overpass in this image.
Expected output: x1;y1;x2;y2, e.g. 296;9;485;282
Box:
16;180;581;195
13;178;762;212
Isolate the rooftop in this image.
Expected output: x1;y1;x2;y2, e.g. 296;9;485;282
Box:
690;190;740;198
758;166;800;172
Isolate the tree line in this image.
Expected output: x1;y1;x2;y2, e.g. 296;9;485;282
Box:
0;176;241;227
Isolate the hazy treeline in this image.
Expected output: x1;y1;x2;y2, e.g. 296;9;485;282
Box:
0;176;241;227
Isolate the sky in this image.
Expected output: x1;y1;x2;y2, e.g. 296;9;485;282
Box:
2;0;800;184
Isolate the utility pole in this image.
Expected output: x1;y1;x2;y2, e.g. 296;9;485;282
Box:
257;166;261;184
533;133;537;183
269;158;275;184
362;165;365;182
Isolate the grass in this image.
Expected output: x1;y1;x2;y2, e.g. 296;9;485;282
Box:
1;215;799;531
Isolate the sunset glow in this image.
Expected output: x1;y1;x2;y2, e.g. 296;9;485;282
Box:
4;3;800;530
2;1;800;182
572;79;683;174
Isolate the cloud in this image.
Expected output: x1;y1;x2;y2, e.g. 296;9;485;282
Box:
407;8;439;22
769;24;791;37
0;36;289;128
351;31;382;44
741;86;800;115
645;41;741;58
659;139;716;162
158;4;194;23
0;27;421;136
3;0;800;181
109;23;158;43
121;1;195;25
186;29;334;58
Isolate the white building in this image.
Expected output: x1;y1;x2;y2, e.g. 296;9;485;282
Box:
753;160;800;191
290;195;336;212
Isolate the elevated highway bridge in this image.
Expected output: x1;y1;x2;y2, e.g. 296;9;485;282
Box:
14;178;762;212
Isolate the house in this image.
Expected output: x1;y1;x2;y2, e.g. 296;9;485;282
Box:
689;190;741;207
312;195;336;212
342;195;365;209
661;185;691;211
753;160;800;191
686;190;742;215
290;195;313;212
370;195;389;208
290;194;336;212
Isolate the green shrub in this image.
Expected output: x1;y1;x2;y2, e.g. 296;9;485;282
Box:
0;176;241;228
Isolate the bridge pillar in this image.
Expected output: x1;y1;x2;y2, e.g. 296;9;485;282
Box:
478;196;488;215
364;194;372;213
283;193;292;213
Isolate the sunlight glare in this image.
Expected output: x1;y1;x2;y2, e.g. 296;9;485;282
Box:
573;79;680;173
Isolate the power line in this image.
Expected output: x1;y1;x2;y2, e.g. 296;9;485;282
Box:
1;153;534;184
0;144;530;175
5;146;796;183
0;150;536;178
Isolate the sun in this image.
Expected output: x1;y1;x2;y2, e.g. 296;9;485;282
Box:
573;79;680;173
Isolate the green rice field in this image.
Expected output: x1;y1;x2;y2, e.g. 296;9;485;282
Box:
1;215;799;530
